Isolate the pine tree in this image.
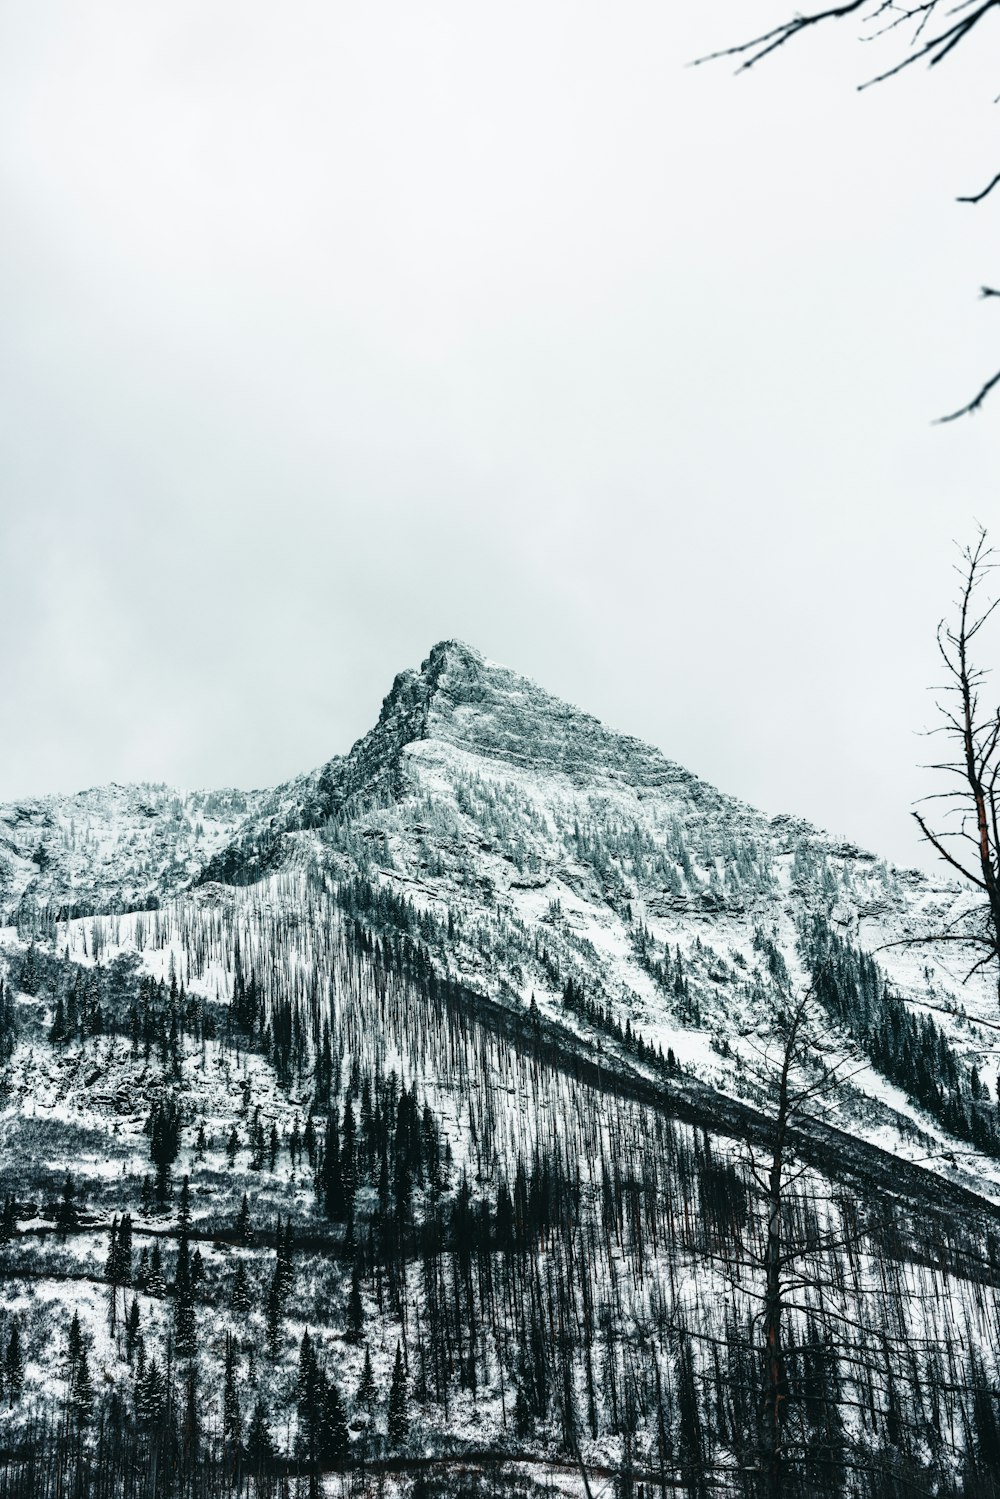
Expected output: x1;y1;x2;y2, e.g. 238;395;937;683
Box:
322;1379;349;1465
222;1332;241;1447
135;1246;150;1290
118;1211;133;1283
231;1260;252;1316
346;1259;364;1344
266;1269;283;1357
173;1179;197;1357
174;1238;196;1357
387;1341;409;1447
183;1362;201;1456
105;1211;133;1332
149;1095;181;1200
320;1113;345;1219
72;1349;94;1426
147;1241;166;1297
66;1310;84;1390
177;1175;192;1235
357;1346;376;1411
136;1354;164;1425
235;1191;254;1246
55;1175;78;1238
297;1329;321;1458
125;1297;141;1364
105;1216;120;1330
275;1215;295;1300
4;1325;23;1406
49;995;67;1043
246;1397;274;1469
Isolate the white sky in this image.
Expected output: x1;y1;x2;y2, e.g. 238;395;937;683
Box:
2;1;999;873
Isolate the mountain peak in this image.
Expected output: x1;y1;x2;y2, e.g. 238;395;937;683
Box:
376;639;486;726
423;638;485;672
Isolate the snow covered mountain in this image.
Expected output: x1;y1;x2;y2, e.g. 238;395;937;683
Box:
2;640;1000;1499
189;639;1000;1191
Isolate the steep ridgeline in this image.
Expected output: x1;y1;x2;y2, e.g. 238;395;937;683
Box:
3;642;1000;1499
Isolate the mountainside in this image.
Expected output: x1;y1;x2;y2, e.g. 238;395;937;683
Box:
193;641;1000;1195
0;780;258;920
3;641;1000;1499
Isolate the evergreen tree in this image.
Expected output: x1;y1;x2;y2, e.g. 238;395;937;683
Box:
222;1332;241;1448
0;1194;15;1245
105;1212;133;1332
346;1259;364;1344
356;1346;376;1412
148;1095;181;1200
136;1354;164;1425
49;995;67;1044
235;1191;254;1246
147;1241;166;1297
125;1297;141;1364
275;1215;294;1300
297;1329;321;1458
4;1325;23;1406
246;1397;274;1469
322;1378;349;1465
66;1310;84;1390
55;1174;78;1238
177;1175;192;1235
183;1362;201;1457
72;1348;94;1426
173;1178;196;1357
174;1236;196;1357
231;1260;252;1316
135;1246;150;1290
387;1340;409;1447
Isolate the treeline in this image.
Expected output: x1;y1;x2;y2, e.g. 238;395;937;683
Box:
802;915;1000;1156
561;975;681;1074
10;945;227;1058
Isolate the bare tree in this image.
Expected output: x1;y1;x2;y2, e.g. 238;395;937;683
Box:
718;979;867;1497
752;992;855;1496
698;0;1000;420
913;527;1000;998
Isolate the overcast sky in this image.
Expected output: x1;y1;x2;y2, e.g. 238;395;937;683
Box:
2;1;999;873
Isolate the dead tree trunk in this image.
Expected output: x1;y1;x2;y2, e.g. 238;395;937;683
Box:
912;528;1000;1002
761;998;802;1499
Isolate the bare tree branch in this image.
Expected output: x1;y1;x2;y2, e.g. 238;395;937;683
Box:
957;171;1000;204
